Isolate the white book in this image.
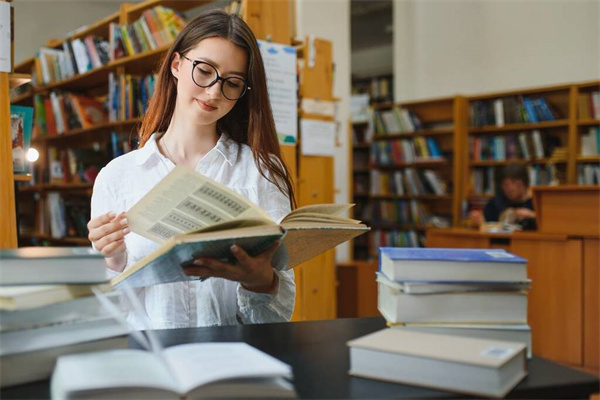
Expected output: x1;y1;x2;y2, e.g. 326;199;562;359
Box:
0;247;110;285
493;99;504;127
0;317;129;388
531;130;544;158
0;289;118;332
51;343;295;399
347;328;527;398
377;272;528;324
391;323;532;358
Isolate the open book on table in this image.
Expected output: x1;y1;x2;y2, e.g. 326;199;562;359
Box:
114;166;369;288
51;342;296;399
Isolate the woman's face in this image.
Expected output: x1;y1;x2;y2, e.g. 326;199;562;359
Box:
171;37;249;127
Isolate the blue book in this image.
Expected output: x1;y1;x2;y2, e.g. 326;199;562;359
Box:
521;97;538;123
378;247;528;282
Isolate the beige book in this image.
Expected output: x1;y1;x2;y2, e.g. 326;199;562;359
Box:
347;328;527;398
116;166;369;289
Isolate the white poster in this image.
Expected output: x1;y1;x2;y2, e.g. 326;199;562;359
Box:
258;40;297;145
300;119;336;157
0;2;10;73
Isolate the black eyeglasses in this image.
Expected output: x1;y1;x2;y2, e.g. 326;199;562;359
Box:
181;55;250;101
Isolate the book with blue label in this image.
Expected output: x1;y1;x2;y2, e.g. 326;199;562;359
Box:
378;247;528;282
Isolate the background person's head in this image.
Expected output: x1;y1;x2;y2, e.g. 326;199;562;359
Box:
501;164;530;202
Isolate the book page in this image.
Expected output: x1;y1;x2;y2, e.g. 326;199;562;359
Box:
127;166;273;243
163;343;292;394
52;350;178;394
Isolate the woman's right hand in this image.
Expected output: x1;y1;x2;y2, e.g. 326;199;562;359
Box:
88;212;129;271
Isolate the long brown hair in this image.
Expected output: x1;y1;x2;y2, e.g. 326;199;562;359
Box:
139;9;296;208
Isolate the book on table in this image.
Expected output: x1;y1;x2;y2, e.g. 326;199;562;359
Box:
115;165;369;288
390;323;532;358
378;247;527;282
1;316;129;388
347;328;527;398
51;342;295;399
0;247;110;285
376;272;528;324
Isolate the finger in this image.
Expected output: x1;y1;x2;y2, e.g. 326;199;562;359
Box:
88;217;128;242
193;257;235;271
182;265;215;278
230;244;251;265
93;226;129;251
100;239;125;257
87;212;116;230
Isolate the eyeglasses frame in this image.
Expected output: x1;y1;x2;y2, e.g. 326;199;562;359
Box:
180;54;251;101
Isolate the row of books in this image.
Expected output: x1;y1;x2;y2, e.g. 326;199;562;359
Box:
348;247;530;398
469;130;562;161
578;164;600;185
580;126;600;156
33;93;107;137
352;75;393;103
470;164;561;195
370;138;444;166
369;168;448;196
373;107;423;134
32;37;109;86
369;199;434;227
369;229;422;249
577;91;600;119
108;72;157;121
108;6;186;60
47;145;110;184
470;96;558;127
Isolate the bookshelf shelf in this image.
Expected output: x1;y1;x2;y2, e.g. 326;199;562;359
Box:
353;169;370;173
372;128;453;140
469;120;569;134
353;143;370;149
14;174;33;182
372;159;448;169
8;73;31;89
578;119;600;127
10;89;33;105
370;194;453;201
18;183;93;193
469;158;567;167
577;156;600;163
20;233;90;246
32;118;142;144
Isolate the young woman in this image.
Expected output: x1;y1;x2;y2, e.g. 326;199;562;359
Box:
87;9;296;329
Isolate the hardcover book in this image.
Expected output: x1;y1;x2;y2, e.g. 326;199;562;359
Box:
115;166;369;288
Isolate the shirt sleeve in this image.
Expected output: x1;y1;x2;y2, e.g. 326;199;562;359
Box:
235;169;296;323
90;167;124;279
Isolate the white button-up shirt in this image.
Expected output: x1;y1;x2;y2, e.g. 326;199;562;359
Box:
91;133;295;329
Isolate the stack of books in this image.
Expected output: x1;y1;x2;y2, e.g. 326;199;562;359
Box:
376;247;532;357
0;247;129;388
347;247;531;397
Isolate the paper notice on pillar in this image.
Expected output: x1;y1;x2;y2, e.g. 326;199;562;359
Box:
300;119;336;157
0;2;11;73
258;40;297;145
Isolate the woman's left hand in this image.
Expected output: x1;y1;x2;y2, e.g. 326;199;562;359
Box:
182;241;281;294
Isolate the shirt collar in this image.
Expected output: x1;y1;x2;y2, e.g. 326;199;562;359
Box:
135;133;240;167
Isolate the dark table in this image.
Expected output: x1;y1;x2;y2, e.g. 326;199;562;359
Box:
2;317;598;399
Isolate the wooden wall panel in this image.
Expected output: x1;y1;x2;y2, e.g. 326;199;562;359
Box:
583;239;599;371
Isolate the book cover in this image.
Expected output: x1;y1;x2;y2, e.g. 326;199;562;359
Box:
10;105;33;174
379;247;526;264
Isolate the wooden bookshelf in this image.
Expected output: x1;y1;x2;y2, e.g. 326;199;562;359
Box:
350;95;464;260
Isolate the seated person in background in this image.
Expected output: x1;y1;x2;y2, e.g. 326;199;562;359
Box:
469;164;537;230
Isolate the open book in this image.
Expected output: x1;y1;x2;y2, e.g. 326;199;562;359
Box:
51;342;296;399
114;166;368;288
